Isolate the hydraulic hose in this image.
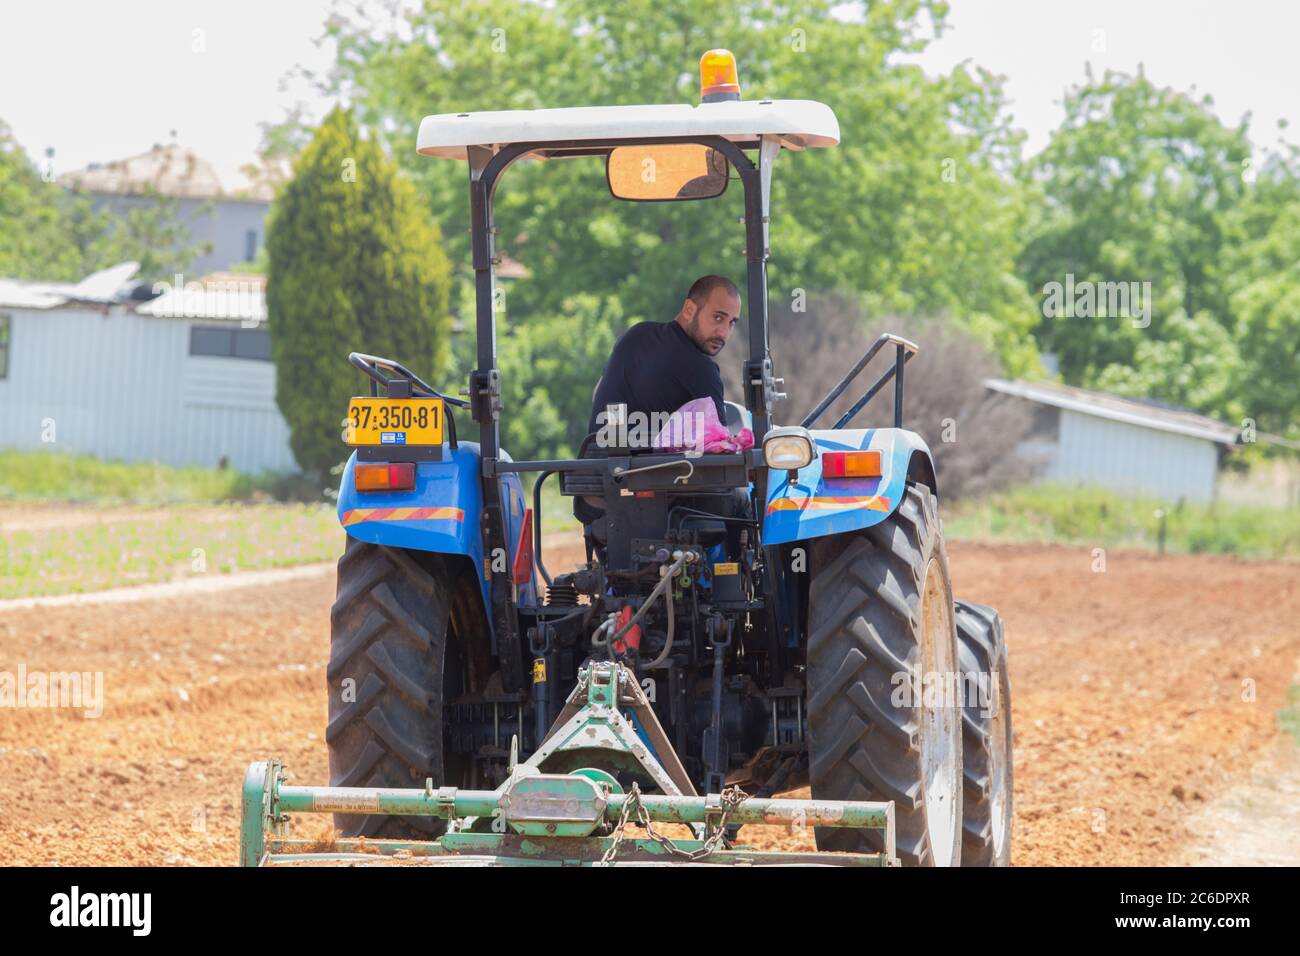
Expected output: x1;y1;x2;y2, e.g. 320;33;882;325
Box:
595;553;689;666
641;580;676;671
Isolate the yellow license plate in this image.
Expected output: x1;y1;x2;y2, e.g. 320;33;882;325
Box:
345;397;444;447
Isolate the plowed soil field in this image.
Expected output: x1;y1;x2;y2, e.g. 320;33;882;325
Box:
2;537;1296;865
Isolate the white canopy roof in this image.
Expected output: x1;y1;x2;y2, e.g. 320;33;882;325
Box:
416;99;839;160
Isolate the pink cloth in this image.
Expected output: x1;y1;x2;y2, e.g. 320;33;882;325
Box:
653;397;754;454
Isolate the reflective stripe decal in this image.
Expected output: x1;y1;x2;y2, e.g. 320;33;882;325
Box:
341;506;465;526
766;495;891;515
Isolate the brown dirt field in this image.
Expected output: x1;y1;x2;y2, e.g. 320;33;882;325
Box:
1;540;1296;866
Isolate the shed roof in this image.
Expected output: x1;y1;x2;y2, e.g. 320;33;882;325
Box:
417;99;839;160
0;262;141;310
985;378;1240;446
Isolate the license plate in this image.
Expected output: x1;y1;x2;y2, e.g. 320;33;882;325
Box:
344;397;444;447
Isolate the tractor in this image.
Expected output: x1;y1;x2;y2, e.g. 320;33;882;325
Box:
241;49;1013;866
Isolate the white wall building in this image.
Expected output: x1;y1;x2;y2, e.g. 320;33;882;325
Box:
0;268;296;474
986;378;1240;504
59;145;279;275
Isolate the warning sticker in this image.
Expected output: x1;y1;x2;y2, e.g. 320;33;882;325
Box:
313;794;380;813
713;562;739;576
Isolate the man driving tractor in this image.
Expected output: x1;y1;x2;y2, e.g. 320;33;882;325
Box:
577;274;742;529
586;274;741;440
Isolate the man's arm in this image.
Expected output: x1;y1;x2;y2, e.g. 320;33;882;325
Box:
672;357;726;423
703;361;726;423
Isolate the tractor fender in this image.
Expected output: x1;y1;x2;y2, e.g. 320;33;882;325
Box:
336;442;537;619
761;427;937;546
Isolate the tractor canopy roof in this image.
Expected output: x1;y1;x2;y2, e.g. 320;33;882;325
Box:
416;99;840;160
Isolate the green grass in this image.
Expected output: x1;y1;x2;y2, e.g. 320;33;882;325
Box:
1280;685;1300;747
0;449;323;505
0;449;341;598
945;483;1300;559
0;503;342;599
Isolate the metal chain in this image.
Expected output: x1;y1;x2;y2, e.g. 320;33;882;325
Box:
598;782;750;865
597;784;640;866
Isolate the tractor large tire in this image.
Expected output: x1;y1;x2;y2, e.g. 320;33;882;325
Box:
955;600;1013;866
326;537;458;840
807;483;963;866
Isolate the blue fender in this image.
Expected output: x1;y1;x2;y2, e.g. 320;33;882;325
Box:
337;442;538;626
761;427;936;546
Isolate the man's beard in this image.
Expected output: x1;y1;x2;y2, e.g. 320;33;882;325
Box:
687;314;725;355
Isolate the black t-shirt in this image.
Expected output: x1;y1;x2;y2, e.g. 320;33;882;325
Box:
586;320;726;438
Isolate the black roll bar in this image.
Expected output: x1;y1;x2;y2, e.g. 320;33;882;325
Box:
800;334;919;430
348;351;470;407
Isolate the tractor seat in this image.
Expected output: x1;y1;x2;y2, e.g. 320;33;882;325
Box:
561;432;607;499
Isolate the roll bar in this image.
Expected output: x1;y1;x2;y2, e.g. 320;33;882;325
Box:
349;351;469;407
800;333;919;430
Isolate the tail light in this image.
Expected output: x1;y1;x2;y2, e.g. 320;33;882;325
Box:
821;450;881;478
354;462;416;492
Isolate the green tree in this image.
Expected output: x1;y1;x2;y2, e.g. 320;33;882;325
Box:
0;121;85;280
1;120;209;282
311;0;1039;383
1019;68;1251;410
265;106;453;472
497;294;629;458
1221;146;1300;437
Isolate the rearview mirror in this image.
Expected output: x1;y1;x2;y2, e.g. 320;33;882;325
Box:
606;144;729;201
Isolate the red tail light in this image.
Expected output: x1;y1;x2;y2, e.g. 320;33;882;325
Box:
354;462;416;492
821;450;882;479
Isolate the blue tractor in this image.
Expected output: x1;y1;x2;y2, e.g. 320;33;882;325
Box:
245;50;1012;867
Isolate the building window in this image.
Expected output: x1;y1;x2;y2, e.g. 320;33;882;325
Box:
189;324;271;361
0;314;10;379
245;229;258;263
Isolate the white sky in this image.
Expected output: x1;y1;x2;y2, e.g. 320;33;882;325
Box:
913;0;1299;156
1;0;1296;186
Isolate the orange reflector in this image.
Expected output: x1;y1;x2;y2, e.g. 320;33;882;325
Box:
513;508;534;586
821;450;881;479
700;49;741;101
354;462;416;492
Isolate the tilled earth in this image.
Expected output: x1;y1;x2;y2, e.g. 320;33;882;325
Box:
1;539;1296;866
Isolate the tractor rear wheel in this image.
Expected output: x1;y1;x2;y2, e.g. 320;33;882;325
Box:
807;483;963;866
955;600;1013;866
326;537;465;840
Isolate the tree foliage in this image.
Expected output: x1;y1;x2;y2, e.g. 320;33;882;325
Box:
318;0;1039;376
1019;69;1253;414
1221;148;1300;438
265;106;453;472
1019;68;1300;438
0;120;209;283
0;121;84;280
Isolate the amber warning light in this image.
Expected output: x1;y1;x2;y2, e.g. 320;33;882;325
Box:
700;49;741;102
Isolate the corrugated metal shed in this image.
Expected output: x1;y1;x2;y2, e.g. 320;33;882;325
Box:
986;378;1239;504
0;269;296;474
